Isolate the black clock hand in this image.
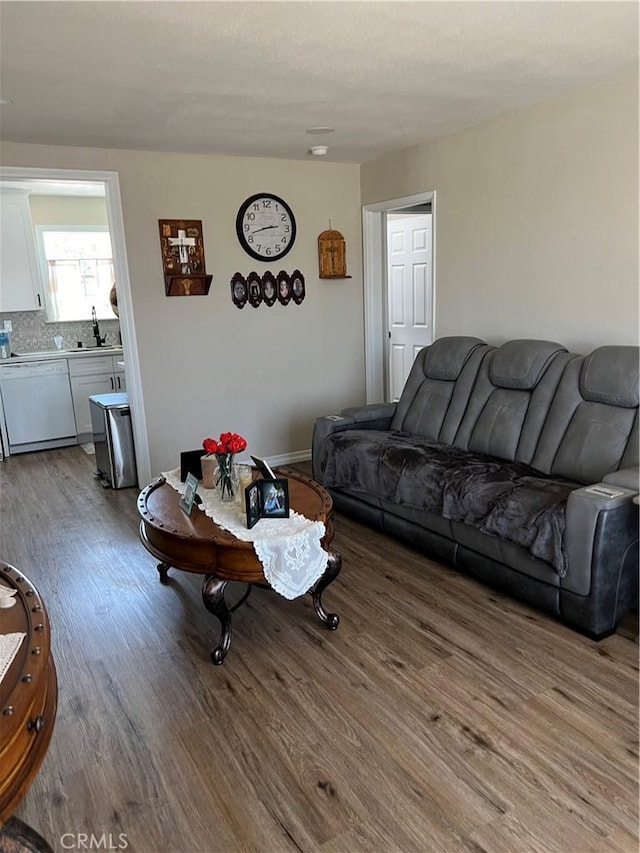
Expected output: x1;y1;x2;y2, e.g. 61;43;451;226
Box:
252;225;279;234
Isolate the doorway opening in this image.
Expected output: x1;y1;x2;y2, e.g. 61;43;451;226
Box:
362;191;435;403
0;166;150;483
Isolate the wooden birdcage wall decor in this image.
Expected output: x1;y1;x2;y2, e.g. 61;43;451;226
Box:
318;228;351;279
159;219;213;296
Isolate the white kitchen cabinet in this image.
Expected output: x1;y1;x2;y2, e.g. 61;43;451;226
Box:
69;355;126;438
0;188;42;312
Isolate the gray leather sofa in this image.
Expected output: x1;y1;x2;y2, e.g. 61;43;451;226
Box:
312;337;639;638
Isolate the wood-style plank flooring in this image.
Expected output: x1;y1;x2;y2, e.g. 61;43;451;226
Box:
1;447;638;852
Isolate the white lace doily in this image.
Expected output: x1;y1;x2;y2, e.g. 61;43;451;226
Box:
162;469;328;599
0;632;25;685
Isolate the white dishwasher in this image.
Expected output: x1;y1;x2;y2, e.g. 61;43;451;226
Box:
0;359;77;454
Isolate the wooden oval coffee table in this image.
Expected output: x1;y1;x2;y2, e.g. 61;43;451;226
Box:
0;561;57;852
137;467;341;664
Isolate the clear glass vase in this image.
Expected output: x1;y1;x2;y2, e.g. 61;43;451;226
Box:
215;453;239;502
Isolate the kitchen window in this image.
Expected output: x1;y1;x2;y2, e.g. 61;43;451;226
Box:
35;225;114;322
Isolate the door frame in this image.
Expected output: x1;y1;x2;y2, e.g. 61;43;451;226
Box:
362;190;435;403
0;165;151;484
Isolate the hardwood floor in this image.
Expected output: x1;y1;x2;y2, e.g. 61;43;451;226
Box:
1;448;638;853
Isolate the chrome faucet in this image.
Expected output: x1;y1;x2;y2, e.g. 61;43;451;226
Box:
91;306;106;347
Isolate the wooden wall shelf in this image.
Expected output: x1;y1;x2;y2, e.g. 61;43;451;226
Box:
159;219;211;297
164;274;212;297
318;229;349;279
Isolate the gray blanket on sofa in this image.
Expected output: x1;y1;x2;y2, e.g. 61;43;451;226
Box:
322;430;577;576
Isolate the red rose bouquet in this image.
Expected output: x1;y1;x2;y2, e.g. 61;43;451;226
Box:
202;432;247;456
202;432;247;500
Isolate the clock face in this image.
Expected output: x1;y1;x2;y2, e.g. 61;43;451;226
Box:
236;193;296;261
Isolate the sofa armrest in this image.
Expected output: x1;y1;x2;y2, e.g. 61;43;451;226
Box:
312;402;397;483
602;466;639;493
563;482;638;596
341;402;397;426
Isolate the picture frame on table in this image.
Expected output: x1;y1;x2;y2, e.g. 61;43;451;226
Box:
245;478;290;527
180;449;204;482
179;472;199;516
250;455;277;481
245;481;261;530
258;479;290;519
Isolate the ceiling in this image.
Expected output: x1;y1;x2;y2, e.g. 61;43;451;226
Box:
0;1;637;165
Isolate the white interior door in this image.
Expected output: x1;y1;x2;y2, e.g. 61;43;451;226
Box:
386;213;433;401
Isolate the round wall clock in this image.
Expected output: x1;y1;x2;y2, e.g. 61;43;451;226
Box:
236;193;296;261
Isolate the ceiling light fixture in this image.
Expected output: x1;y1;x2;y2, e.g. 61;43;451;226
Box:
306;126;334;135
310;145;329;157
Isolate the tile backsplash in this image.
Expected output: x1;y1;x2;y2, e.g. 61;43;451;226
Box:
0;310;121;353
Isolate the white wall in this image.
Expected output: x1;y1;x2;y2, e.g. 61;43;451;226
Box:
3;74;636;476
362;74;639;352
0;143;364;475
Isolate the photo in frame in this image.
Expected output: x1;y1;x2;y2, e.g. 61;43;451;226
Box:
179;472;199;516
247;271;263;308
290;269;305;305
231;272;248;309
258;479;290;519
262;271;277;307
276;270;291;305
245;478;290;528
245;481;261;529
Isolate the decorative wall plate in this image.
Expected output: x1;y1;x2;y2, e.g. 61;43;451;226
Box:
247;272;263;308
231;272;248;309
262;271;277;307
290;270;305;305
276;270;291;305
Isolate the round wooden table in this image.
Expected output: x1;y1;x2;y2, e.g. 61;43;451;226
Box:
137;467;341;664
0;561;57;852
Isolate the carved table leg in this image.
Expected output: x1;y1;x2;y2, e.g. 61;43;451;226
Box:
201;578;253;665
202;575;232;665
157;562;171;584
311;549;341;630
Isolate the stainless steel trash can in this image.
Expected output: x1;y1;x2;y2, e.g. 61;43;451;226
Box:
89;392;137;489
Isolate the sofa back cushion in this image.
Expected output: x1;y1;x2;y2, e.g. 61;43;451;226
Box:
454;340;571;464
390;336;489;443
532;346;639;484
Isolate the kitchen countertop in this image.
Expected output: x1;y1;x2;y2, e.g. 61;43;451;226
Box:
1;346;123;365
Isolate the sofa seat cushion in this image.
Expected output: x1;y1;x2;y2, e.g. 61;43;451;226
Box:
323;430;578;575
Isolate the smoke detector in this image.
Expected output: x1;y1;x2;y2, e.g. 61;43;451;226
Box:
310;145;329;157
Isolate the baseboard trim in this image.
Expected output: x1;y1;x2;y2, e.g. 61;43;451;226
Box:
266;449;311;466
